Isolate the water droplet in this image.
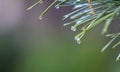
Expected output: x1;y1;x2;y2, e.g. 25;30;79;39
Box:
71;26;76;31
55;5;60;9
74;36;80;41
74;36;77;40
64;15;69;18
75;36;81;44
76;38;80;41
39;16;43;20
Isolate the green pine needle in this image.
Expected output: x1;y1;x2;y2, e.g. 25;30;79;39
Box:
27;0;120;61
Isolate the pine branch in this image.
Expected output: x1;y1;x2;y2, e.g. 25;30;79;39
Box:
27;0;120;61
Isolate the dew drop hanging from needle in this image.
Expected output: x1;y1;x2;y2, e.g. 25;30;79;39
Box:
39;16;43;20
55;5;60;9
39;0;57;20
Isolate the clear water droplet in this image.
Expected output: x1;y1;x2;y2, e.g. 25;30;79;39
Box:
71;26;76;31
76;38;80;41
74;36;78;41
75;36;81;44
55;5;60;9
39;16;43;20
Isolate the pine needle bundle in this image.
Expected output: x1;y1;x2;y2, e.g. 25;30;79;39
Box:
27;0;120;61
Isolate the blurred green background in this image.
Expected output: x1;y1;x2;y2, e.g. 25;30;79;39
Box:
0;0;120;72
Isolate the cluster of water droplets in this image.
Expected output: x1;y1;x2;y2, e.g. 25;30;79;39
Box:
74;36;81;44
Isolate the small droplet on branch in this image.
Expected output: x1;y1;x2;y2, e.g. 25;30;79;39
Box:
71;26;76;31
39;16;43;20
55;5;60;9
